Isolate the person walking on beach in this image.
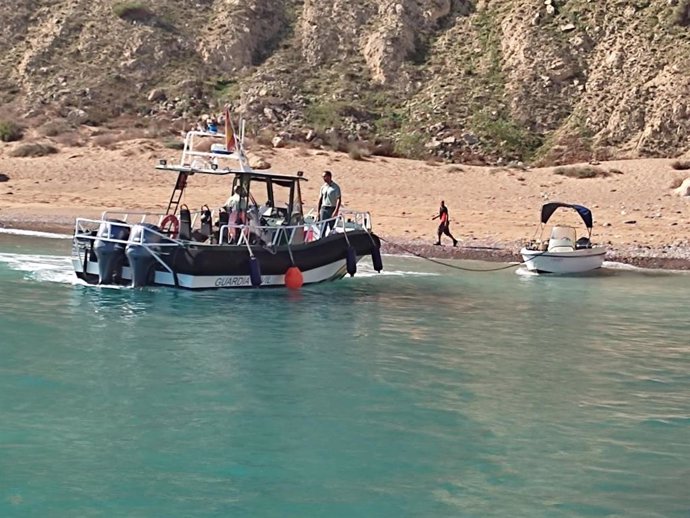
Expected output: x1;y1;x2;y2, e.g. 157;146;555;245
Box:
317;170;341;230
432;200;458;247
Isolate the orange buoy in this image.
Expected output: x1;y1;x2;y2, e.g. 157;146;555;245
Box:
284;266;304;289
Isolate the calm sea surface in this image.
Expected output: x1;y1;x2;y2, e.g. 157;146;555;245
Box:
1;232;689;517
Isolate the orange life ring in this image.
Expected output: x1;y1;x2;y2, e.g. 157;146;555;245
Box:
161;214;180;239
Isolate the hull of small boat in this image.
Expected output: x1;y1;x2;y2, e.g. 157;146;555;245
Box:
520;246;606;274
72;229;381;289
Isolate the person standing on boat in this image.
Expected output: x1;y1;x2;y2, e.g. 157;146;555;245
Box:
317;170;341;230
432;200;458;247
225;185;248;242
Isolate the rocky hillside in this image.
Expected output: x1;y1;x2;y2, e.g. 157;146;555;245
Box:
1;0;689;164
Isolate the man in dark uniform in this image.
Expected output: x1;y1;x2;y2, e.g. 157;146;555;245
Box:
432;200;458;246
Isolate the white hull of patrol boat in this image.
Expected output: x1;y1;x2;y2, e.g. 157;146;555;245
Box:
72;255;360;289
520;247;606;274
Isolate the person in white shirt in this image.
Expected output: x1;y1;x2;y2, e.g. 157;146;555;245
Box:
317;170;341;229
224;185;248;242
225;185;248;213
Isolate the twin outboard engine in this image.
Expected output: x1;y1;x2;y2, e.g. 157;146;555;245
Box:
93;220;130;284
125;224;163;287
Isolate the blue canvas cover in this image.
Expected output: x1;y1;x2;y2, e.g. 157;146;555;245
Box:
540;202;593;229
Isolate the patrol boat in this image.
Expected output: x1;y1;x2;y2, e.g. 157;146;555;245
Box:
71;120;382;289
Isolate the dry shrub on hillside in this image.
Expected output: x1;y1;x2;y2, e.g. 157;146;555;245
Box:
294;144;312;157
113;2;154;22
0;120;23;142
255;129;274;147
371;140;396;158
40;119;71;137
347;143;371;161
0;173;10;182
93;134;119;148
10;143;58;158
146;119;171;139
54;132;85;147
671;159;690;170
672;0;690;27
554;166;611;179
164;139;185;150
325;133;349;153
669;176;685;189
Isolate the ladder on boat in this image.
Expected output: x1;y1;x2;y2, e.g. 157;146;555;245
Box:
165;171;188;215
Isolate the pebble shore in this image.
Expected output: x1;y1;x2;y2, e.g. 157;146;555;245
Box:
2;218;690;271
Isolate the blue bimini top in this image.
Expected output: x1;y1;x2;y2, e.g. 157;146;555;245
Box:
540;202;593;229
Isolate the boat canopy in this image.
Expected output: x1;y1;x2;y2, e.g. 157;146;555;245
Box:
541;202;593;229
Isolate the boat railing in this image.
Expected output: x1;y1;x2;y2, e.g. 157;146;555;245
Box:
337;209;372;232
99;211;168;226
74;218;181;247
76;208;372;248
179;125;248;169
219;211;372;247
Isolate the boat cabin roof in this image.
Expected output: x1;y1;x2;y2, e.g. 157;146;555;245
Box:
155;128;307;183
155;163;307;183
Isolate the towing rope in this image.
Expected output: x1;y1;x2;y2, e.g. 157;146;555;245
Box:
380;237;521;272
379;237;545;273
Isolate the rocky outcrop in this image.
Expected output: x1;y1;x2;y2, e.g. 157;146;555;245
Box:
0;0;688;163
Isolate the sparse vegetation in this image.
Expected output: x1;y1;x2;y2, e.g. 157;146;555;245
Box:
554;165;611;179
347;142;371;161
9;143;58;157
304;101;345;132
113;2;175;31
0;173;10;182
113;2;153;21
472;109;543;161
255;128;275;147
92;134;119;148
164;139;185;150
0;120;23;142
40;119;71;137
54;132;85;147
672;0;690;27
212;79;241;103
670;176;685;189
370;139;396;158
393;131;426;159
671;159;690;170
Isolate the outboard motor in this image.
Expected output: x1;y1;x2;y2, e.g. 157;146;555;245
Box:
125;223;163;287
93;220;130;285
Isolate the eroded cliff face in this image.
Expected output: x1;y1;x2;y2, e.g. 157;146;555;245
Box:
0;0;688;163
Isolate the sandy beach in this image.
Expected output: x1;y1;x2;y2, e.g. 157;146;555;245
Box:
1;138;689;269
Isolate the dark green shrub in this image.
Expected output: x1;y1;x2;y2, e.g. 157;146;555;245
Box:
0;120;23;142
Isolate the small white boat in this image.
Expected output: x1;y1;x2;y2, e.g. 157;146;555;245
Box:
520;202;606;274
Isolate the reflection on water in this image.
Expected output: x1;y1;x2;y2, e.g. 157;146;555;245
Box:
1;240;689;517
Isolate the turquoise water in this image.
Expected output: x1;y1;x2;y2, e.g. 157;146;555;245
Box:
1;232;689;517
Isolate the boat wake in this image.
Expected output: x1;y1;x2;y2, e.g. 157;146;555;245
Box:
0;228;72;239
0;252;83;285
602;260;640;270
515;267;539;277
357;262;439;278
